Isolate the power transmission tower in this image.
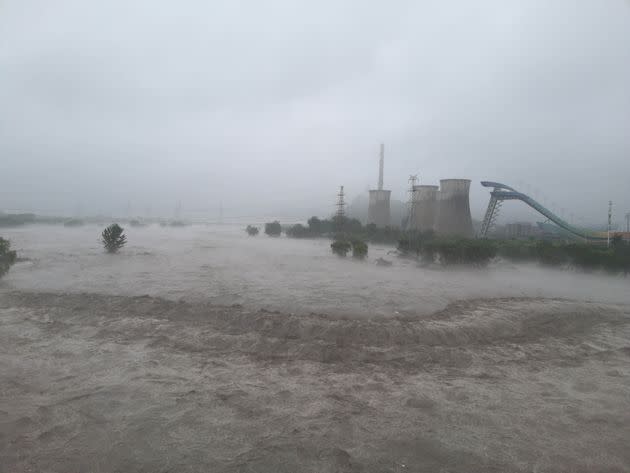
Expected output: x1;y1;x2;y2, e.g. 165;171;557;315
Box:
406;174;418;230
336;186;346;233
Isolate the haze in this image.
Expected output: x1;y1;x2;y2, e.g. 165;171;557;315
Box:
1;0;629;223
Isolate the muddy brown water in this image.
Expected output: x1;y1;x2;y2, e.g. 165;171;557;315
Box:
2;224;630;316
1;224;629;472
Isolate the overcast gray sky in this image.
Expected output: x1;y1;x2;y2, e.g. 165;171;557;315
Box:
1;0;629;224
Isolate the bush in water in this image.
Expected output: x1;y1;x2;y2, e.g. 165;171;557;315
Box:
331;239;351;257
285;223;311;238
264;221;282;237
246;225;259;236
101;223;127;253
351;239;368;259
0;237;17;278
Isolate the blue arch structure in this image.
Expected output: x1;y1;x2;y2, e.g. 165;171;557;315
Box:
479;181;605;241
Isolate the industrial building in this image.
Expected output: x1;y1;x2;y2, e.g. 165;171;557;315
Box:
435;179;474;237
364;143;473;235
504;222;539;239
408;179;473;237
410;185;438;232
367;144;391;227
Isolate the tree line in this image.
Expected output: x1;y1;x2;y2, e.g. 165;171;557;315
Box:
247;216;630;274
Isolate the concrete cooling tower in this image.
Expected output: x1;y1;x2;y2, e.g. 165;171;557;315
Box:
368;190;391;227
435;179;473;237
411;185;439;232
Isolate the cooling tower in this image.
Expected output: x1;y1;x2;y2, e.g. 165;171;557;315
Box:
411;185;439;232
435;179;473;237
368;190;391;227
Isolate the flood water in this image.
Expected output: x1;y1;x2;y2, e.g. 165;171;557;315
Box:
3;223;629;316
3;224;630;472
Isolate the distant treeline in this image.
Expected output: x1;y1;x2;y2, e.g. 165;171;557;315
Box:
278;216;630;273
0;213;38;227
398;233;630;273
285;216;401;243
0;213;76;227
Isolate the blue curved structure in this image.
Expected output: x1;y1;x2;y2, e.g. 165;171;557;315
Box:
479;181;604;241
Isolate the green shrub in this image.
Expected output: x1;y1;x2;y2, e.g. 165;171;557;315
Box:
564;244;603;271
101;224;127;253
351;239;368;259
535;241;568;267
331;239;351;257
286;223;311;238
0;237;17;278
264;221;282;236
246;225;259;236
424;239;497;267
497;240;537;262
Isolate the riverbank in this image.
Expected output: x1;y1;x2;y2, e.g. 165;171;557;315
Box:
2;290;629;472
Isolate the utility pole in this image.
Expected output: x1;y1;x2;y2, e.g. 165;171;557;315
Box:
607;200;613;248
626;212;630;233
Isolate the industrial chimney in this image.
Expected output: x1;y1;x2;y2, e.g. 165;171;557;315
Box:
368;143;391;227
435;179;473;237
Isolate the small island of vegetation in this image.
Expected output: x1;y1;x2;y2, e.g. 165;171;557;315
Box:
246;225;259;236
0;237;17;279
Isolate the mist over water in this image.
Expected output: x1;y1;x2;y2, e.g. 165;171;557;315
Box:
3;224;629;316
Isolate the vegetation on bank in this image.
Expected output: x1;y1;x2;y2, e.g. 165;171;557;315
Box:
282;215;630;273
246;225;259;236
160;220;188;227
397;233;630;273
0;213;37;227
264;221;282;236
129;219;148;227
0;237;17;278
63;219;84;227
397;234;497;267
285;216;400;243
101;224;127;253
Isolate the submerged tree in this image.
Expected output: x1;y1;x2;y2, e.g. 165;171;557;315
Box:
101;223;127;253
246;225;259;236
351;239;368;259
331;239;351;257
265;221;282;236
0;237;17;278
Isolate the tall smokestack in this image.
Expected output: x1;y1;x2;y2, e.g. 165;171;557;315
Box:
378;143;384;191
368;143;391;227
